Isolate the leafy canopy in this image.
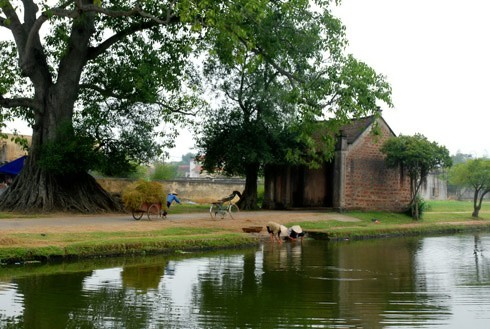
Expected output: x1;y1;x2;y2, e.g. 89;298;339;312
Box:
449;158;490;217
381;133;452;218
382;134;452;181
197;0;392;177
449;158;490;189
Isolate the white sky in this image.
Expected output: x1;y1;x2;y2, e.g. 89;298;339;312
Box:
3;0;489;161
172;0;490;160
333;0;490;157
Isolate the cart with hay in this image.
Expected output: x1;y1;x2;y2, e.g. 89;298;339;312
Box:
122;181;167;220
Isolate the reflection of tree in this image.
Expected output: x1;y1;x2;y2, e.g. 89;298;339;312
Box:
67;263;168;328
66;287;151;328
15;272;91;329
335;238;423;327
3;257;170;329
473;234;483;282
121;264;165;292
194;243;339;328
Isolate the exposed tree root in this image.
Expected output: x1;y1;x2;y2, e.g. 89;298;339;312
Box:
0;165;123;213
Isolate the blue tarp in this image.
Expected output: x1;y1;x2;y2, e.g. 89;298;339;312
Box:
0;156;26;175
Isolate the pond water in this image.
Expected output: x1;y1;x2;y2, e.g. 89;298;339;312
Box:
1;233;490;328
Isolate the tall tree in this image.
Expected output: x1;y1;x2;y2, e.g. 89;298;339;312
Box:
0;0;330;212
197;1;392;209
381;134;452;219
449;158;490;218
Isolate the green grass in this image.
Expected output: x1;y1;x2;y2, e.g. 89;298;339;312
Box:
288;200;490;240
425;199;483;212
2;199;490;263
0;227;257;263
167;203;209;214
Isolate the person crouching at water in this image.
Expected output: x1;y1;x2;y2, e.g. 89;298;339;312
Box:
267;222;305;243
287;225;305;242
266;221;288;244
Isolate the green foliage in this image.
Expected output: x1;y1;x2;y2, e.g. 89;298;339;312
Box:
448;158;490;217
382;134;452;179
381;134;452;219
151;162;178;180
1;0;389;212
38;126;99;175
256;182;265;207
449;158;490;189
121;180;166;211
180;152;196;164
451;152;473;165
197;1;392;178
403;196;429;218
127;165;149;180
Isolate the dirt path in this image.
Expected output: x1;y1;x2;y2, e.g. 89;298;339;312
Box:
0;210;360;235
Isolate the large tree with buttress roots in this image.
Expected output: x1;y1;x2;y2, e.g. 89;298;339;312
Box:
0;0;323;212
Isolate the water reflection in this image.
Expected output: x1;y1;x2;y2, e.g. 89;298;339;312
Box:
0;234;489;328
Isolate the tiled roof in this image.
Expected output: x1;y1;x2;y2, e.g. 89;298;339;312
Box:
339;115;377;144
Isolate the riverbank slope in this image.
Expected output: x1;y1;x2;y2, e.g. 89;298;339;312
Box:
1;205;490;264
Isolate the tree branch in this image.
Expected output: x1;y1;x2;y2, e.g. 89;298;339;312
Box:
79;83;122;99
0;15;9;29
155;101;197;116
0;94;36;109
75;1;176;25
87;21;160;60
1;1;24;41
79;84;196;115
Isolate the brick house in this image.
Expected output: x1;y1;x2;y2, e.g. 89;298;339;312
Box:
262;115;411;211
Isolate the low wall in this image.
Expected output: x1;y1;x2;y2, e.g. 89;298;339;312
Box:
96;177;245;204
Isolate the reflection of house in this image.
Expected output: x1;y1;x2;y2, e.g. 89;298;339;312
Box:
0;134;30;163
263;116;411;211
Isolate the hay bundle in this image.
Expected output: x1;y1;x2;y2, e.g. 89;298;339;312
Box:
122;180;166;211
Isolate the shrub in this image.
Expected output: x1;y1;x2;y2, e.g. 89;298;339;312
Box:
122;180;166;210
405;196;430;219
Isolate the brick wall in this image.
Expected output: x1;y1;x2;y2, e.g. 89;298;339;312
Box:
343;123;410;211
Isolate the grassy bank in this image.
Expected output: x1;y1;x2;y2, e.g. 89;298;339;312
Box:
296;200;490;240
0;227;257;264
1;200;490;264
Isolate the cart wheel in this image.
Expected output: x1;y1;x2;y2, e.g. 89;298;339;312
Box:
209;203;220;219
132;210;143;220
147;204;160;220
228;204;240;219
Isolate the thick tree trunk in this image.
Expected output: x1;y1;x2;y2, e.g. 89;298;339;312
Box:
0;158;122;213
0;5;118;213
0;90;122;213
237;163;260;210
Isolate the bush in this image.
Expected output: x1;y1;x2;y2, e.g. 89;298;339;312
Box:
122;180;166;211
405;196;430;219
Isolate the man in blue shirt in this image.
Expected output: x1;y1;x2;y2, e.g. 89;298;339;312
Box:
163;192;180;217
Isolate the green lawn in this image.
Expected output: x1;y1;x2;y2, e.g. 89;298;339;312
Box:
1;199;490;263
292;200;490;239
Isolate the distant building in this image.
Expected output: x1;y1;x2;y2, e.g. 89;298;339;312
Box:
189;159;202;178
0;134;30;164
419;171;448;200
